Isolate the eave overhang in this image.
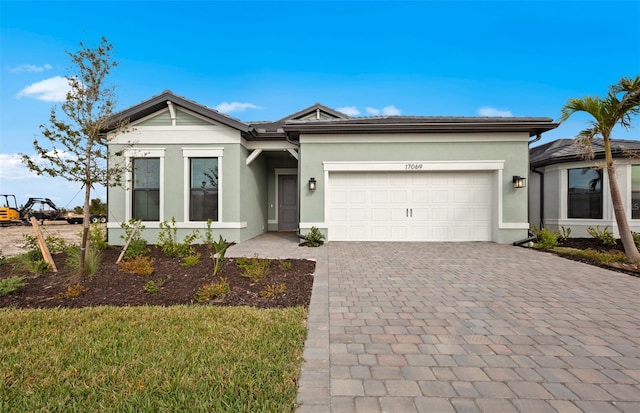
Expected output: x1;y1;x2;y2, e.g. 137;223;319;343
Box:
282;117;559;139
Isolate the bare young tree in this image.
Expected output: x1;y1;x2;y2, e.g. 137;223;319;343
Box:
20;37;128;273
560;76;640;263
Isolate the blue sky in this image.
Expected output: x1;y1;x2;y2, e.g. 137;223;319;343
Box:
1;0;639;208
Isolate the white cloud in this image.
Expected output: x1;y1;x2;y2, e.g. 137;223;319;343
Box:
366;105;401;116
0;154;40;180
7;63;52;73
16;76;71;102
336;106;360;116
477;106;513;117
214;102;262;113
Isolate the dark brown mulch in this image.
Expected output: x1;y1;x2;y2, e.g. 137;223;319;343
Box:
0;245;315;309
553;237;639;276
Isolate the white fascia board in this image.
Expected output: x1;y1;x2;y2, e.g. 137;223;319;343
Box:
301;132;528;144
323;160;505;172
243;140;298;150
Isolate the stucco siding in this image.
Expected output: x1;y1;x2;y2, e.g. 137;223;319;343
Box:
299;133;530;244
532;160;640;238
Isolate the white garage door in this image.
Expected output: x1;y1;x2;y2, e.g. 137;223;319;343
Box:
328;171;493;241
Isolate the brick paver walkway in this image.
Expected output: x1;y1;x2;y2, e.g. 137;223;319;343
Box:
229;235;640;413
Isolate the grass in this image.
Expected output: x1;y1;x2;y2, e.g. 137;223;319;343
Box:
553;247;627;264
0;305;308;412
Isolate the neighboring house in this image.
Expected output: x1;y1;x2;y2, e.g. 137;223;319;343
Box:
529;138;640;237
106;90;558;245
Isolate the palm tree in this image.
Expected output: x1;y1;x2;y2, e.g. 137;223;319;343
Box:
559;76;640;262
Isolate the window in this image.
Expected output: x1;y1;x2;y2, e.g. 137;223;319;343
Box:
568;167;602;219
190;158;218;221
132;158;160;221
632;166;640;219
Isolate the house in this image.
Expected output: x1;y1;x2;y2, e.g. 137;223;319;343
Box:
106;91;558;245
529;138;640;237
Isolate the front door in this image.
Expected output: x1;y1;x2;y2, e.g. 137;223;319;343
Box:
278;175;298;231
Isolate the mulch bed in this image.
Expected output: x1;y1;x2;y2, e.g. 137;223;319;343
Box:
0;245;315;309
552;237;639;276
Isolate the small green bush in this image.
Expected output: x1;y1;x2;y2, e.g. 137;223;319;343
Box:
143;280;159;294
180;253;201;268
534;227;558;250
89;223;108;251
0;276;26;296
120;220;149;259
157;217;198;258
194;278;229;302
237;254;270;282
260;283;287;298
632;231;640;249
587;225;616;247
304;226;325;247
559;226;572;241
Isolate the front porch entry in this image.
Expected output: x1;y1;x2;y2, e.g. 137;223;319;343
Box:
278;174;298;231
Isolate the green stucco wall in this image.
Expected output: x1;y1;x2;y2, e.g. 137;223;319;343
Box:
299;133;530;244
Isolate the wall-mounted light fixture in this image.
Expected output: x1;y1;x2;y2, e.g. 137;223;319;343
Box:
513;176;526;189
308;177;317;191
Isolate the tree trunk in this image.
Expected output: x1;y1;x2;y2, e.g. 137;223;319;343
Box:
607;162;640;263
81;180;91;274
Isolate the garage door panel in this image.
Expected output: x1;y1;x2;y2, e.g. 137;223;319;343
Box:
328;171;493;242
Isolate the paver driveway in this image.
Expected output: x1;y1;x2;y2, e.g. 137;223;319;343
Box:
292;242;640;413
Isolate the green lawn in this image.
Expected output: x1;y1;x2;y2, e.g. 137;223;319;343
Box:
0;305;307;412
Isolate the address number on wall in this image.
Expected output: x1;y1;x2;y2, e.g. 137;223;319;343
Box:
405;163;424;170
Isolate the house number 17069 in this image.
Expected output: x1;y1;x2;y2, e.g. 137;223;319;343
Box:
405;163;423;170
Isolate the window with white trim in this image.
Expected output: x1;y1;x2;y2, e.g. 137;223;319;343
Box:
183;148;223;222
568;167;602;219
132;157;160;221
632;166;640;219
190;158;218;221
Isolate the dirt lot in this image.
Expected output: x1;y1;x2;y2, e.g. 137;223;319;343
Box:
0;222;89;257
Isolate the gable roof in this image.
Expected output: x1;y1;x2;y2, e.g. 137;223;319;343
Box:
248;103;350;139
108;90;250;132
530;138;640;168
107;91;558;140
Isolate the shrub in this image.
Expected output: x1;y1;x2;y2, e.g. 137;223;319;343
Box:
180;253;201;268
278;259;292;271
88;223;108;251
0;276;26;296
194;278;229;302
534;227;558;250
559;226;572;241
157;217;198;258
22;233;68;262
61;283;89;298
260;283;287;298
304;226;325;247
65;245;101;277
237;254;270;282
587;225;616;247
210;235;233;276
118;256;155;277
554;247;627;264
120;219;149;259
632;231;640;249
143;280;159;294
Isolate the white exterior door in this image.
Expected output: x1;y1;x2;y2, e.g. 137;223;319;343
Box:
328;171;493;241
